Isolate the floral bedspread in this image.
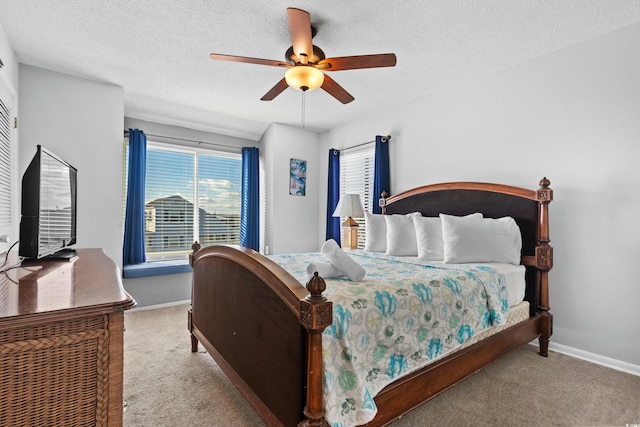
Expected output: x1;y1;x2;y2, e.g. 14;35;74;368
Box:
269;250;509;427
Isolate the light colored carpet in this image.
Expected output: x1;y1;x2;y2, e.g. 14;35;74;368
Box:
123;303;640;426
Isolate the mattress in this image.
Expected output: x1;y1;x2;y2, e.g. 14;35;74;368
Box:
486;262;526;307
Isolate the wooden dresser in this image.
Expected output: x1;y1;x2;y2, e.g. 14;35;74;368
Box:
0;248;136;426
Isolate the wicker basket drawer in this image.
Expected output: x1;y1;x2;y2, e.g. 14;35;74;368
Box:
0;314;110;427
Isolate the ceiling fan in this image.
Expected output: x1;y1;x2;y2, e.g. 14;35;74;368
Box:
209;7;397;104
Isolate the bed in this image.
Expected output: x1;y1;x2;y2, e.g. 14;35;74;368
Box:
188;178;553;426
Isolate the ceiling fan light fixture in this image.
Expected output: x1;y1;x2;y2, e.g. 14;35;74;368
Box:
285;65;324;92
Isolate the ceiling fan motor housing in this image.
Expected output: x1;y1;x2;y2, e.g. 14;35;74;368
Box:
285;45;326;65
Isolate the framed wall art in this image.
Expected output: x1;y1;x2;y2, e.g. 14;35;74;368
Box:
289;158;307;196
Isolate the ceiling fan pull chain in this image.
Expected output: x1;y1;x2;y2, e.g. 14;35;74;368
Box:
302;90;306;128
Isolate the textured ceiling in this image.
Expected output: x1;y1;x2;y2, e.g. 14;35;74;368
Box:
1;1;640;140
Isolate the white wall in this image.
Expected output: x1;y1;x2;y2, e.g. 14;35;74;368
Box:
124;117;258;152
262;123;321;254
0;21;18;90
319;23;640;366
19;65;124;267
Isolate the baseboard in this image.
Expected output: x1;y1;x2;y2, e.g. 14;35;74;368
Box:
530;342;640;376
127;299;191;313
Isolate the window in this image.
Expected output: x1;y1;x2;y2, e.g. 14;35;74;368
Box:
339;143;375;249
124;141;242;261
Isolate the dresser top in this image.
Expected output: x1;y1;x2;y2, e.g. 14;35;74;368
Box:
1;248;136;325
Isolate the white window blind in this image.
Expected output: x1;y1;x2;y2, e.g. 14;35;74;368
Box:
0;80;14;254
124;141;241;261
340;144;375;249
196;153;242;248
144;146;195;259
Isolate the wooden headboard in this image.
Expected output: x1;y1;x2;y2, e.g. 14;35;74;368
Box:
381;178;553;318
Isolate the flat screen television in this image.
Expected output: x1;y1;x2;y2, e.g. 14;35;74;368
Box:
19;145;78;260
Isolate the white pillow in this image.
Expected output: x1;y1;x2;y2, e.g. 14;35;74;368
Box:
413;213;482;261
364;212;387;252
441;214;522;264
384;212;421;256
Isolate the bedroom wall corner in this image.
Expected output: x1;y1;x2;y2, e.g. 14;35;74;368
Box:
261;123;321;254
18;65;125;268
260;124;275;254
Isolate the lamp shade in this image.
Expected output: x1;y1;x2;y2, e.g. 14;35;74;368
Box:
332;194;364;218
285;65;324;91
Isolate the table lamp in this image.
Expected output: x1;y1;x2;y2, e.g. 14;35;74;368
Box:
332;194;364;250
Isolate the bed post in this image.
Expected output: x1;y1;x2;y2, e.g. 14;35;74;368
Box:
299;273;332;427
535;178;553;356
188;241;202;353
380;191;389;215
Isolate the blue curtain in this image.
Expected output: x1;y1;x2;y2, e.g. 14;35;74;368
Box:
326;149;341;244
372;135;390;214
240;146;260;251
123;128;147;265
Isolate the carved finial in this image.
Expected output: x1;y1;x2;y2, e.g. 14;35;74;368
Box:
539;177;550;188
379;191;389;214
536;177;553;202
306;272;327;302
192;241;201;253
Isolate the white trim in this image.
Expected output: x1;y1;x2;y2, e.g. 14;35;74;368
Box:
127;299;190;313
529;342;640;376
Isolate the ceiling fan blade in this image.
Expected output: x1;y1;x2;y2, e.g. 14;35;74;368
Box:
321;75;354;104
210;53;289;68
287;8;313;63
260;78;289;101
318;53;397;71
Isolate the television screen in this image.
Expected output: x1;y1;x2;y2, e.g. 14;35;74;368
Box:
19;145;77;260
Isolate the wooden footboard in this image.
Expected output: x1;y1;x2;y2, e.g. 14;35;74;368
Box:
189;178;553;427
188;244;331;426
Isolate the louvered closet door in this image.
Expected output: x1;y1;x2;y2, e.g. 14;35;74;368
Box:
0;77;16;254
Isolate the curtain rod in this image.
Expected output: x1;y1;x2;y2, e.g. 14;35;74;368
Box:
124;130;242;150
340;135;391;153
